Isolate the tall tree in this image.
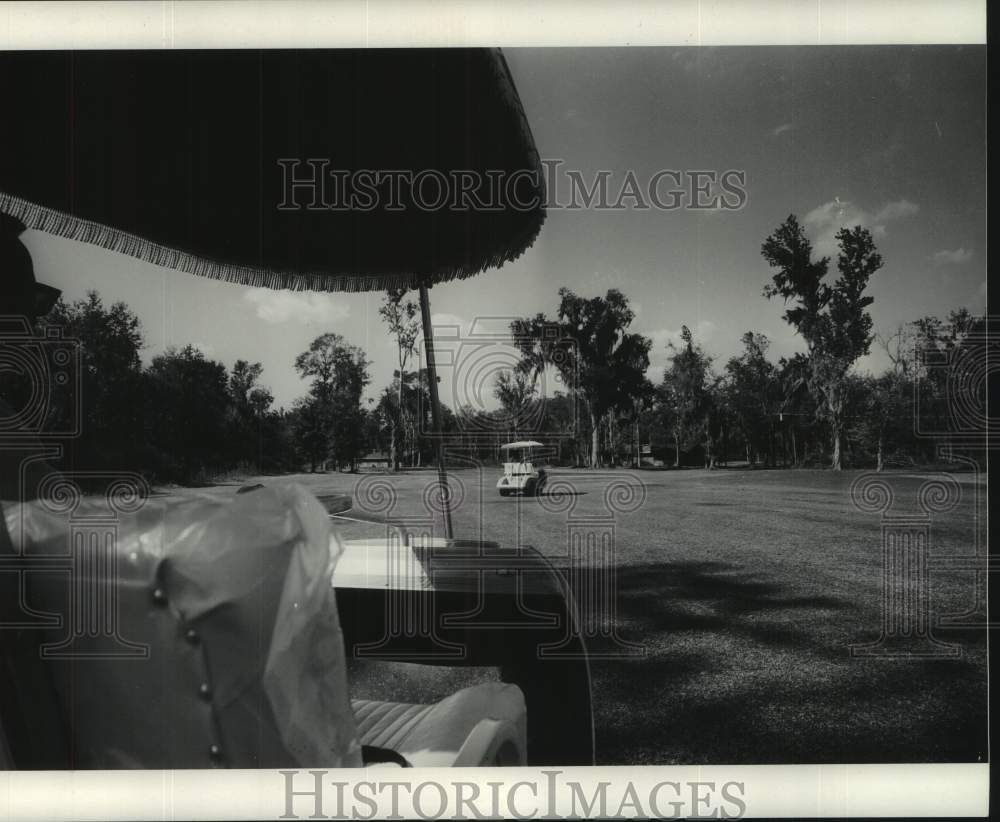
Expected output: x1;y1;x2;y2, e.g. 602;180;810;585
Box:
776;353;814;466
289;395;330;473
625;377;656;467
493;368;537;441
762;215;882;469
725;332;780;466
293;333;371;471
378;289;420;470
145;344;230;480
226;359;276;468
660;325;716;468
42;291;145;471
512;288;651;467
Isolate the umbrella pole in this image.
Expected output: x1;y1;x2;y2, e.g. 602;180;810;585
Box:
418;284;454;539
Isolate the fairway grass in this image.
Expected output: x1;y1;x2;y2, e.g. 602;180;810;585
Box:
184;466;989;765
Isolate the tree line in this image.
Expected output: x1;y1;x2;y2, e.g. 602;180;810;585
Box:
489;215;980;471
13;214;981;482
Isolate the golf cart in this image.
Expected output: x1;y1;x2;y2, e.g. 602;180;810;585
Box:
497;441;548;497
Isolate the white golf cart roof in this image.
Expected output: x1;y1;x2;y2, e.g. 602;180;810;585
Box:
500;441;545;450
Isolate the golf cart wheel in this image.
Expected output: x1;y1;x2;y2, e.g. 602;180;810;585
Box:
499;489;511;497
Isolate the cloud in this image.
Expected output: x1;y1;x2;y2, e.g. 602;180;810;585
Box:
243;288;351;324
803;197;919;258
647;320;716;372
874;199;919;221
771;123;795;137
931;247;975;265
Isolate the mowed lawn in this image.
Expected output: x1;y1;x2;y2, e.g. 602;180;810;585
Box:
192;466;989;765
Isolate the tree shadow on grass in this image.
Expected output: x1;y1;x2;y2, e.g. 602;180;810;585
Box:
580;560;987;765
600;560;845;651
591;650;986;765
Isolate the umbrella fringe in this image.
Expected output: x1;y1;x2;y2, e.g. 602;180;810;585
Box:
1;190;545;294
2;48;547;295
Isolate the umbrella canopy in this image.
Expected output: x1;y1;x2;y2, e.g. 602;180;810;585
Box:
1;48;547;539
500;441;545;450
0;51;575;771
0;49;544;291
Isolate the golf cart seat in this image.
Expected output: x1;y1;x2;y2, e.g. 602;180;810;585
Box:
0;481;527;769
353;682;526;767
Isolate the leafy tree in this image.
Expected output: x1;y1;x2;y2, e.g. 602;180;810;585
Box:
725;332;780;466
512;288;651;467
624;377;656;467
144;344;230;480
289;394;330;472
762;215;882;469
226;359;278;467
378;289;420;470
776;353;815;466
660;325;715;467
293;333;371;471
493;368;537;441
229;360;273;417
42;291;145;471
909;308;980;439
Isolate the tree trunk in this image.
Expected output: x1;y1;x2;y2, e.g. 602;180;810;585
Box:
673;431;681;468
791;427;798;466
389;424;397;472
827;385;844;470
831;425;842;470
589;410;600;468
395;372;404;470
876;433;884;472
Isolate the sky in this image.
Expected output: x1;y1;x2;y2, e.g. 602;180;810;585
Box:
21;45;987;412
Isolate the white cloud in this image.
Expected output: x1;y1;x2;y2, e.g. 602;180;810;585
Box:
874;199;919;221
931;247;975;265
803;197;919;259
647;320;716;372
243;288;351;325
772;123;795;137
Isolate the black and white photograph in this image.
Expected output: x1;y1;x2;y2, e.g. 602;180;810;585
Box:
0;2;990;819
